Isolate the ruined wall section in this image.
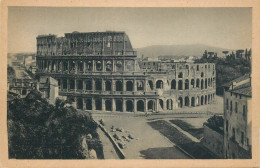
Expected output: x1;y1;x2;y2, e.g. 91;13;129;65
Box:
36;32;134;57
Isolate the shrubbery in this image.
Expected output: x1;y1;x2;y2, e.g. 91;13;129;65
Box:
8;90;102;159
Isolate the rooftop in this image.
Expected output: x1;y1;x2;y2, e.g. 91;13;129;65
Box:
230;82;252;97
222;73;251;87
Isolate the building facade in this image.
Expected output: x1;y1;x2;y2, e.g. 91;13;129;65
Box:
223;74;252;158
36;31;216;113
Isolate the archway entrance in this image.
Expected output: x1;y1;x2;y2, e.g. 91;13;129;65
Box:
77;98;83;110
137;100;145;112
116;81;123;91
105;100;112;111
201;96;204;105
185;96;189;106
85;99;92;110
126;81;133;91
95;98;102;110
156;80;163;89
148;100;155;112
191;97;195;107
116;99;123;112
126;100;134;112
178;97;183;108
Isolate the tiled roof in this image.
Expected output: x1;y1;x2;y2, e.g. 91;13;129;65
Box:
222;74;251;87
230;82;252;97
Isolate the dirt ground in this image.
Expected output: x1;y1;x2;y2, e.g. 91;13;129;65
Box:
91;96;223;159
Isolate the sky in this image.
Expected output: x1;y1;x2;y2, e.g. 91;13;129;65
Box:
8;7;252;53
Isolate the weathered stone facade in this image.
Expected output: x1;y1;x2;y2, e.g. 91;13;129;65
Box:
36;31;216;113
223;74;252;158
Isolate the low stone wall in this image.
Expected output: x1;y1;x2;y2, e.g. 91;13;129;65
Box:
98;124;126;159
202;125;224;158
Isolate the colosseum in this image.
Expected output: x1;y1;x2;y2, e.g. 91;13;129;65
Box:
36;31;216;113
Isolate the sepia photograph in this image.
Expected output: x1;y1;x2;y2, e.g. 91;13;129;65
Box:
2;1;259;166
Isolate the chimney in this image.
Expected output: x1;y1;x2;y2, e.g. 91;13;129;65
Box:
231;82;237;90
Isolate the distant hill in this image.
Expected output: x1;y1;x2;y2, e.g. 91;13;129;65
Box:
135;44;233;58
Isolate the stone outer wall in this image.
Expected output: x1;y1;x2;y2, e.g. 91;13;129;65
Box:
36;31;216;113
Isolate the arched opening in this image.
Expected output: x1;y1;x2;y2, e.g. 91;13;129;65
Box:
171;80;176;89
69;61;76;73
87;61;92;71
208;78;211;87
148;100;155;111
185;96;189;106
126;100;134;112
22;89;27;95
86;99;92;110
116;61;123;72
77;80;83;90
105;100;112;111
208;94;210;104
116;81;123;91
201;96;204;105
95;98;102;110
126;81;133;91
106;61;112;72
148;80;154;90
105;80;112;91
156;80;164;89
137;81;144;91
96;61;102;71
178;80;183;90
191;97;195;107
201;79;204;89
77;98;83;109
85;79;92;90
137;100;145;112
205;79;207;89
196;79;200;88
159;99;164;110
95;79;102;91
178;72;183;78
185;79;189;90
201;72;204;77
69;79;75;90
63;79;67;90
191;79;195;88
116;99;123;112
205;95;207;104
166;99;173;110
178;97;183;108
78;61;84;72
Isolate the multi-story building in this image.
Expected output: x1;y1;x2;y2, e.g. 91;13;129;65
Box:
36;31;216;113
223;74;252;158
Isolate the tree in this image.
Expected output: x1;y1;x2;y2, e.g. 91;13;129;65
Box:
8;90;100;159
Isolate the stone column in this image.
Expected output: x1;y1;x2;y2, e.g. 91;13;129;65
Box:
67;78;69;92
83;61;86;73
92;98;96;110
112;98;116;112
83;80;86;91
123;98;126;112
123;79;126;91
102;60;105;72
144;80;147;92
144;99;148;112
133;80;137;92
101;98;105;111
133;99;137;113
123;60;126;71
93;61;96;72
83;98;86;110
60;78;63;90
75;61;78;74
92;79;95;91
